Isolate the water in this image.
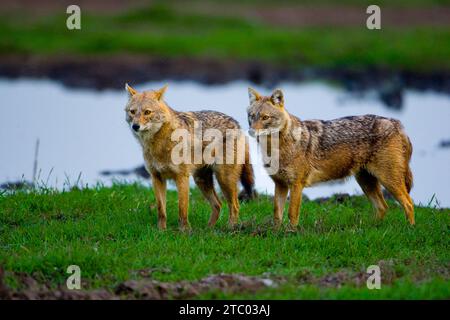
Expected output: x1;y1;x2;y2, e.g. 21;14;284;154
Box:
1;78;449;207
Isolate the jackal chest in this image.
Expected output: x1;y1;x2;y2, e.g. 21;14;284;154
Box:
267;152;307;186
269;162;299;185
143;148;180;178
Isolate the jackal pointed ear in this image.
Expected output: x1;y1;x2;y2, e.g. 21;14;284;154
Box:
125;83;137;97
270;89;284;108
248;87;261;105
154;84;168;101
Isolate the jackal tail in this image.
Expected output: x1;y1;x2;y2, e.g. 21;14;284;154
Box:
405;136;413;193
239;141;256;200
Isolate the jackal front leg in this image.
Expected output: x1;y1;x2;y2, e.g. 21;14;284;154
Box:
288;181;304;230
151;172;167;230
175;175;190;231
273;181;288;228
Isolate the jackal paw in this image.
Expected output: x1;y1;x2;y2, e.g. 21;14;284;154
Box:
179;222;191;232
286;224;298;233
157;220;167;230
273;220;282;230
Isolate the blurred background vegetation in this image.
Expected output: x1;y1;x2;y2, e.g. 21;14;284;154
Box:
0;0;449;72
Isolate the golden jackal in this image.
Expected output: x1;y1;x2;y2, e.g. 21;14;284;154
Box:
247;87;414;228
124;84;254;230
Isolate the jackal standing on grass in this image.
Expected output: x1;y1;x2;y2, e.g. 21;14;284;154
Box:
247;87;415;228
124;84;254;230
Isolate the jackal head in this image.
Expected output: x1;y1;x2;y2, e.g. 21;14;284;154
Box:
246;87;290;138
124;83;171;137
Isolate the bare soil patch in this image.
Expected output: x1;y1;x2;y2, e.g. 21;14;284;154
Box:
3;259;446;300
1;269;279;300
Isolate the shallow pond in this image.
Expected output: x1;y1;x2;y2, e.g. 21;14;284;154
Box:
1;79;449;206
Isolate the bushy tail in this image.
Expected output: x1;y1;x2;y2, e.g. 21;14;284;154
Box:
404;135;413;193
239;141;256;201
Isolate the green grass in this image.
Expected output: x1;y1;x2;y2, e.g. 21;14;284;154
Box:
0;183;449;299
0;3;449;71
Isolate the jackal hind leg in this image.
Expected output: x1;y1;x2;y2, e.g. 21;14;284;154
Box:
355;169;388;220
215;166;240;228
193;168;222;227
368;164;415;225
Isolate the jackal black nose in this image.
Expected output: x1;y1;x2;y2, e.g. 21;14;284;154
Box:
132;124;140;132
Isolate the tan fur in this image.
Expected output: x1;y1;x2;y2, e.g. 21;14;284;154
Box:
247;87;415;228
125;84;254;230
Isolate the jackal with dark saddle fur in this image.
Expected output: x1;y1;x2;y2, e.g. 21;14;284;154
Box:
247;87;414;228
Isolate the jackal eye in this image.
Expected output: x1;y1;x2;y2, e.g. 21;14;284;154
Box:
129;109;136;115
144;110;152;116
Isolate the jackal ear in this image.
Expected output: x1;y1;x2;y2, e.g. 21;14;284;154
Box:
270;89;284;108
154;84;168;101
248;87;261;105
125;83;137;97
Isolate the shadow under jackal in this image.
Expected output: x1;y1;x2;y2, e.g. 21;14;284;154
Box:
247;87;414;228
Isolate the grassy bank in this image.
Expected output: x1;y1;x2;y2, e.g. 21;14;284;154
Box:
0;184;449;299
0;3;449;72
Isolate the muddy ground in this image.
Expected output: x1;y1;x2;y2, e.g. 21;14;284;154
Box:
2;259;435;300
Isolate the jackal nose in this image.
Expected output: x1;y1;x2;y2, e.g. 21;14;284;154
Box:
132;124;140;132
